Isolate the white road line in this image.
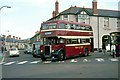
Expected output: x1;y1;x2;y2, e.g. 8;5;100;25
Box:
109;58;118;62
70;59;78;63
0;62;5;65
30;60;41;64
95;58;104;62
17;61;28;65
83;59;91;62
4;61;15;66
43;61;51;64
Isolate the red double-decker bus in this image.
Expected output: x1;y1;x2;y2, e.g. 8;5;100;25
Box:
40;20;94;61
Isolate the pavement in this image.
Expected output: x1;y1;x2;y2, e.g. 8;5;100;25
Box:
89;51;116;58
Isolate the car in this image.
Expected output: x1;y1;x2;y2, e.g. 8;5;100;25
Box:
32;48;40;58
24;48;32;54
9;48;19;57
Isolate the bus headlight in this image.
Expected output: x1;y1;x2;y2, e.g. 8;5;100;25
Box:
52;50;54;52
41;50;43;53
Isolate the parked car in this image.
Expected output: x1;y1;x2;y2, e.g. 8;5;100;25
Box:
32;48;40;58
24;48;32;54
9;48;19;57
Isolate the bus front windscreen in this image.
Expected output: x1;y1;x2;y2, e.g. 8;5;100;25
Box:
43;37;64;45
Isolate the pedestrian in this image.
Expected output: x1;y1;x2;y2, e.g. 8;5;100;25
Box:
102;43;106;54
1;46;4;53
111;45;116;58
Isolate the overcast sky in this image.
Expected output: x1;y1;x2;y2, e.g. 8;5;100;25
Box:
0;0;119;39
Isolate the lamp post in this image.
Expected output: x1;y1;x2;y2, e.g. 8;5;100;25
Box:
0;6;11;52
0;6;11;37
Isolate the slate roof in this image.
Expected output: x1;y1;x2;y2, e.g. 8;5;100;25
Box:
49;6;120;21
60;7;120;17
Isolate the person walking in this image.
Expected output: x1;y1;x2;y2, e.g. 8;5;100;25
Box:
102;43;106;54
111;45;116;58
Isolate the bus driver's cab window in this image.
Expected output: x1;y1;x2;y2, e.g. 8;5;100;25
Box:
58;38;64;43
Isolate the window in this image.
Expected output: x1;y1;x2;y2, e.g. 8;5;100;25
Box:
76;25;81;30
63;15;68;21
58;23;65;29
70;24;76;29
104;17;109;28
41;23;57;30
77;11;90;24
65;24;71;29
117;18;120;28
81;39;90;43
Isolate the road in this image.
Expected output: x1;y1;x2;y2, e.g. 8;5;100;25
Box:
0;50;119;79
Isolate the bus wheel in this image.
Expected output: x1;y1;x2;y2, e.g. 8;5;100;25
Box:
41;55;47;61
58;51;65;61
84;48;88;57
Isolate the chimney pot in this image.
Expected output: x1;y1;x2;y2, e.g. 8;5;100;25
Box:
92;0;97;15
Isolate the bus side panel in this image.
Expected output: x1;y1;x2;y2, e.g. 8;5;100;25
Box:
65;45;91;57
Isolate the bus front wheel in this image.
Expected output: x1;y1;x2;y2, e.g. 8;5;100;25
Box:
41;55;47;61
58;51;65;61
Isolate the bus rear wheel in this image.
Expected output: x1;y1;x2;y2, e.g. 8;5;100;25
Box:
84;48;89;57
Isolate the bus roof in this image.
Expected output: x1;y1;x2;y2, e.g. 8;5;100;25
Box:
42;20;91;26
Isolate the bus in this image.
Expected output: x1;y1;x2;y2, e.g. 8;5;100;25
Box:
110;32;120;57
40;20;94;61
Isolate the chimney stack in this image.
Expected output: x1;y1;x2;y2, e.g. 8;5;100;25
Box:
19;37;21;40
52;0;59;17
55;0;59;16
8;35;11;38
52;11;56;17
16;37;18;40
92;0;97;15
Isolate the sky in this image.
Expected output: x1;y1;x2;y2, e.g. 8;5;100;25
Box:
0;0;120;39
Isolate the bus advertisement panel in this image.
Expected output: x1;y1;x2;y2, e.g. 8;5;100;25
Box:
40;20;94;61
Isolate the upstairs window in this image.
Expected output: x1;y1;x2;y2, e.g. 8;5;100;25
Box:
63;15;68;21
117;18;120;28
104;17;109;29
77;11;90;24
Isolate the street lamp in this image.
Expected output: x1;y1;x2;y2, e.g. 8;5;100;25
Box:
0;6;11;36
0;6;11;52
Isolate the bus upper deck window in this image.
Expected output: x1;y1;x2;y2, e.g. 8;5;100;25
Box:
65;24;70;29
59;23;65;29
71;24;75;29
76;25;81;30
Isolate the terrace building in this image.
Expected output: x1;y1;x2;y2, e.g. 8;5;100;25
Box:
47;0;120;50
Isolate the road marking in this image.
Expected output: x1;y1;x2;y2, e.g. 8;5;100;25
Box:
83;59;91;62
70;59;78;63
4;61;15;66
95;58;104;62
17;61;28;65
109;58;118;62
43;61;51;64
55;61;65;63
0;62;5;65
30;60;41;64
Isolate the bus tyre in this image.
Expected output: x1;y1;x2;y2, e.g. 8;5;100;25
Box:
33;55;37;58
58;51;65;61
41;55;47;61
84;48;88;57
